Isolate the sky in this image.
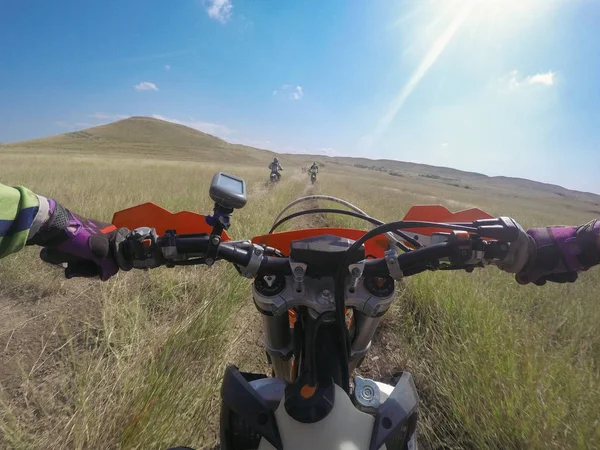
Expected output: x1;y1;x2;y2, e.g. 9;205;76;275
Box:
1;0;600;193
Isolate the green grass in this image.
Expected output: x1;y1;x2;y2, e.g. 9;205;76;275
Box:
1;118;599;449
318;172;600;449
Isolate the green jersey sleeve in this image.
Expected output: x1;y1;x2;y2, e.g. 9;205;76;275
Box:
0;184;43;257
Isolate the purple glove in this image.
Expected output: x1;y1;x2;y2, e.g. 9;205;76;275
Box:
517;219;600;285
27;199;130;281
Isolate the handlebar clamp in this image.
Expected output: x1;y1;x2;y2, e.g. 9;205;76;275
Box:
241;244;264;278
384;248;404;281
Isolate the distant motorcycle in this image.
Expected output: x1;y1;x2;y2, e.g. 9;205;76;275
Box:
310;171;317;184
270;172;281;183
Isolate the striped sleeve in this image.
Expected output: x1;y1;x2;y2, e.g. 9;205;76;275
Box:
0;185;42;257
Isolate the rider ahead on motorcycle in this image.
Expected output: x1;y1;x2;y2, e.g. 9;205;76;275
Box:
309;162;319;175
269;157;283;181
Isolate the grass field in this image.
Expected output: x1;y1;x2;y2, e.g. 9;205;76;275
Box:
0;118;599;449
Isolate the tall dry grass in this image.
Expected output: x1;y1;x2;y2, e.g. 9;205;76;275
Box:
0;152;598;449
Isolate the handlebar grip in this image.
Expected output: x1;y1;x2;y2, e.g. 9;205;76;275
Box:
362;243;456;277
175;236;210;254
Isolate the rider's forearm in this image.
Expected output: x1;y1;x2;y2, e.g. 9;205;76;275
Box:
0;184;49;257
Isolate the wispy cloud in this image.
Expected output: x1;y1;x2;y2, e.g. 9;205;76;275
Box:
88;112;130;121
164;64;171;71
134;81;158;91
151;114;234;138
317;147;342;157
525;71;556;86
507;70;557;89
273;84;304;100
203;0;233;23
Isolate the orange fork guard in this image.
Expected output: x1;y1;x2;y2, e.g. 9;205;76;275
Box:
252;228;390;258
112;202;231;241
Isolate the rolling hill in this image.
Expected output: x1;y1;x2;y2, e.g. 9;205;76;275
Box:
4;116;276;163
5;115;599;204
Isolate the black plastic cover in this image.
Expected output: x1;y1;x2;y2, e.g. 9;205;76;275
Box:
369;372;419;450
290;235;365;276
220;365;283;450
284;375;335;424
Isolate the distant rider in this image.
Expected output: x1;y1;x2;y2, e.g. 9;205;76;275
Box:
309;162;319;176
269;157;283;181
0;182;599;286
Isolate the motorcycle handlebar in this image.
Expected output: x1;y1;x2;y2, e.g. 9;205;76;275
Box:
152;234;506;278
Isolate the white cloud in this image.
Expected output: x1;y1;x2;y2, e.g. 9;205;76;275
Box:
317;147;342;157
151;114;234;138
88;112;130;121
203;0;233;23
525;71;555;86
291;86;303;100
441;142;448;147
134;81;158;91
273;84;304;100
164;64;171;71
506;70;556;89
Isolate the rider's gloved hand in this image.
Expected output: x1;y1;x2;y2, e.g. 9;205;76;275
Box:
27;198;130;281
497;218;600;285
516;220;600;285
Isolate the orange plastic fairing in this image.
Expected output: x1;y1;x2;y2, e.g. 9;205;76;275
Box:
252;228;390;258
402;205;493;237
112;202;231;241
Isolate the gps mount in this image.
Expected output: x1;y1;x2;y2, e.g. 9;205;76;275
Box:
205;172;248;265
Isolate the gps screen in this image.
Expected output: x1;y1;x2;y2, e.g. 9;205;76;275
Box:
217;174;244;194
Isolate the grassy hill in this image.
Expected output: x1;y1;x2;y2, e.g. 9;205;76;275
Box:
6;116;598;203
0;117;600;209
4;116;276;163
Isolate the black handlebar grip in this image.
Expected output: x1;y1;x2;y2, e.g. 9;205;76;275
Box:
473;217;520;241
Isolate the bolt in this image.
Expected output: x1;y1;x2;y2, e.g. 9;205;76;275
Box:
294;266;304;276
351;267;361;277
322;289;331;298
211;236;220;245
254;247;263;255
205;258;214;266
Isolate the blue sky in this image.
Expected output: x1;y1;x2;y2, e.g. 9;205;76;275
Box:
1;0;600;193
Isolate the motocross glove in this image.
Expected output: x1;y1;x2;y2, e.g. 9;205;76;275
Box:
516;219;600;286
27;198;131;281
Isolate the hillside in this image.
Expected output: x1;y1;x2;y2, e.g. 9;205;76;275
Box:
5;116;275;163
5;116;600;204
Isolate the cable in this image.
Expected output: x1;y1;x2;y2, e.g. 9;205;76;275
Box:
271;195;422;250
269;209;422;253
269;208;382;233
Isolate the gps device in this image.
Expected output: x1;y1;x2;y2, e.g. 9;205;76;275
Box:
209;172;247;209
